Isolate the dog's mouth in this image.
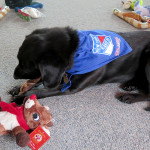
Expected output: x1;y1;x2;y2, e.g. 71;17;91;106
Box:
19;77;42;95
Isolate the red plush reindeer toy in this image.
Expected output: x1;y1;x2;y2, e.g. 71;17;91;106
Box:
0;94;53;147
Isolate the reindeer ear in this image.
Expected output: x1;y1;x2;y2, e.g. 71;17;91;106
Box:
44;106;50;111
47;121;53;127
23;96;30;105
24;97;36;109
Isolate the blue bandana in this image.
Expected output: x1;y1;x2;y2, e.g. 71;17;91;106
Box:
61;30;132;92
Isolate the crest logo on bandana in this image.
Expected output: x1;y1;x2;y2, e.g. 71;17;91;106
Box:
90;34;114;56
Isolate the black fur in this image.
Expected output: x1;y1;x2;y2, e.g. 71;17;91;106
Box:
9;27;150;106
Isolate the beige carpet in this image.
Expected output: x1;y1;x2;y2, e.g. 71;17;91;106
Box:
0;0;150;149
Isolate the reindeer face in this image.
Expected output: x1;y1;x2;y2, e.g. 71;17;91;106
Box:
23;95;53;130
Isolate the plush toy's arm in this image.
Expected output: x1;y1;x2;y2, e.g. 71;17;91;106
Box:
12;126;30;147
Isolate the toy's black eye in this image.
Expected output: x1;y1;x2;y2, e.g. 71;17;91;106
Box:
33;113;40;121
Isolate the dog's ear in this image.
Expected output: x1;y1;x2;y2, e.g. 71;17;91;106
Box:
39;59;65;89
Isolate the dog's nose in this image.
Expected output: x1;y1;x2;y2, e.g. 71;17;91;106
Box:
14;74;19;79
13;65;21;79
14;71;20;79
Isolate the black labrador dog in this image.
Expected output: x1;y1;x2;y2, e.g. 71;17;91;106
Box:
10;27;150;106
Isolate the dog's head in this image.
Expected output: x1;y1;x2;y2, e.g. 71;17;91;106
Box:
14;27;79;89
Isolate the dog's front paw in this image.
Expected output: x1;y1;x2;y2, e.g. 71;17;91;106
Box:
115;92;135;104
12;95;25;105
144;107;150;111
8;86;21;96
120;83;137;91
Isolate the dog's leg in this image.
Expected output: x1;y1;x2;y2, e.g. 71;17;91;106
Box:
119;81;137;91
9;80;43;96
12;74;97;105
12;81;91;105
143;59;150;110
117;58;150;104
12;88;75;105
115;92;147;104
8;86;21;96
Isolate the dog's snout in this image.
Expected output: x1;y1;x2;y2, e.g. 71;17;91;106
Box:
13;65;21;79
14;75;19;79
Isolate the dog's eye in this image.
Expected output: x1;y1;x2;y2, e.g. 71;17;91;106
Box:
33;113;40;121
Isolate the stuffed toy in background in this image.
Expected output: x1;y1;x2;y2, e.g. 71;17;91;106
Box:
5;0;32;9
134;1;150;17
0;94;53;147
113;8;150;28
0;6;10;20
114;0;150;28
122;0;143;10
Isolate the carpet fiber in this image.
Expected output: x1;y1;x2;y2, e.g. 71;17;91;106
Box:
0;0;150;149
